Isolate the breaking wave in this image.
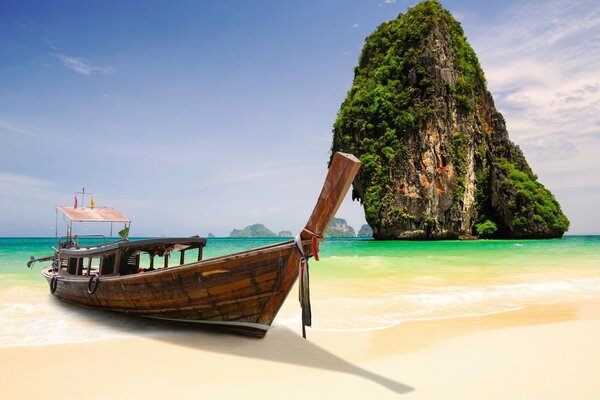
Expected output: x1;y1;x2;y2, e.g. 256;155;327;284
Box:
277;277;600;332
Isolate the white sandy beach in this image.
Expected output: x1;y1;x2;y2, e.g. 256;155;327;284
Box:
2;298;600;399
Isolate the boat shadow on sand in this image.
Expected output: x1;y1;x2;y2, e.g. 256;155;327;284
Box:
54;300;414;395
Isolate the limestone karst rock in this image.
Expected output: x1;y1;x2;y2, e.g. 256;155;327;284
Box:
357;224;374;238
331;0;569;239
324;217;356;237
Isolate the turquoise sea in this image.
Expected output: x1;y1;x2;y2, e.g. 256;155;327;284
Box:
1;236;600;346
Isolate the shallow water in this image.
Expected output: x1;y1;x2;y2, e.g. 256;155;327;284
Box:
1;236;599;346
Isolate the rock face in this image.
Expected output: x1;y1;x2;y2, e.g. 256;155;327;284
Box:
331;0;569;239
357;224;374;238
230;224;277;238
278;231;293;237
324;217;356;237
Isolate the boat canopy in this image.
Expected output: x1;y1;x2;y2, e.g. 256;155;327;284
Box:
55;206;131;238
56;206;130;223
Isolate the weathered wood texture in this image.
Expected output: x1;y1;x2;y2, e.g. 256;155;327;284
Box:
45;243;296;334
301;152;361;239
258;152;360;325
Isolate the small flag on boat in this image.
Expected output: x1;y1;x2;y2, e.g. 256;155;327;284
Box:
90;196;95;209
74;195;78;209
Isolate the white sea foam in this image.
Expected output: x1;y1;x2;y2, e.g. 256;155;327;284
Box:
3;277;600;345
0;288;163;348
277;277;600;332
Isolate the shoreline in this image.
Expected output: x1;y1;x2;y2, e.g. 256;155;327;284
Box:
3;236;599;398
2;298;600;399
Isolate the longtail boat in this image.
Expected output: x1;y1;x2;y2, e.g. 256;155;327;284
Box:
27;152;360;338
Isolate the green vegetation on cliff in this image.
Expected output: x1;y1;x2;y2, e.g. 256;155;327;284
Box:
450;132;468;212
475;220;497;237
331;0;568;239
496;158;569;235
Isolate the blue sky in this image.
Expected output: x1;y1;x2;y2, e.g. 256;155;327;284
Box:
1;0;599;236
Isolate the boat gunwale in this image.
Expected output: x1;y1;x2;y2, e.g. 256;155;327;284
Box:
44;239;307;282
59;236;208;257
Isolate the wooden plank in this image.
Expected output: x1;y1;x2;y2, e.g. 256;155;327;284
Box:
114;252;121;276
257;250;300;325
49;252;284;312
302;152;360;239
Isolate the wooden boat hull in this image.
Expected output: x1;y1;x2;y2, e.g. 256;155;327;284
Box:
43;241;303;337
36;152;361;338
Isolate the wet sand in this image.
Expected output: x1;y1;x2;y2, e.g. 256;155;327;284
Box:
2;298;600;399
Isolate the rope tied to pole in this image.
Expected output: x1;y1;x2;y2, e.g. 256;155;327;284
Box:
302;227;323;261
293;228;323;339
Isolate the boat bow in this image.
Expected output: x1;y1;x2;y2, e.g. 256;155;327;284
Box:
294;152;361;337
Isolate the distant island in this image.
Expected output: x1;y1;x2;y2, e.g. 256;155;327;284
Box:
229;224;277;238
357;224;373;238
324;217;356;237
228;220;372;238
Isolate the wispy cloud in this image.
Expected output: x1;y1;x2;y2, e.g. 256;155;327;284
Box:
55;53;114;76
351;23;359;29
0;171;63;235
469;0;600;232
472;0;600;170
378;0;396;7
0;119;39;138
0;171;52;187
192;164;322;191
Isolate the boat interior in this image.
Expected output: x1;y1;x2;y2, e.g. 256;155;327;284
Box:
57;236;208;277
